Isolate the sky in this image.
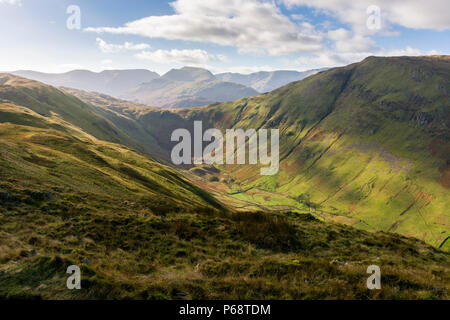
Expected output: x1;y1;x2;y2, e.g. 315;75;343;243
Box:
0;0;449;75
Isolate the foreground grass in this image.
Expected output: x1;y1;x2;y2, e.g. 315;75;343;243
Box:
0;196;448;299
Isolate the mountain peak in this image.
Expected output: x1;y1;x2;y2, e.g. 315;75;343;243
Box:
162;67;215;82
0;73;47;89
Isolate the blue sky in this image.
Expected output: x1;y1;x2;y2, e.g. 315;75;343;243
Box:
0;0;449;74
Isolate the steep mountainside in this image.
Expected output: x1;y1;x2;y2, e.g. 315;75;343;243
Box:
121;67;259;108
11;69;160;96
216;69;325;92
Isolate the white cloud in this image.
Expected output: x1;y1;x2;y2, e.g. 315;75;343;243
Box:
86;0;323;56
55;64;85;73
291;14;306;21
213;65;283;74
0;0;21;5
290;47;440;70
327;28;377;52
135;49;226;65
96;38;150;53
291;52;372;69
386;46;439;57
282;0;450;32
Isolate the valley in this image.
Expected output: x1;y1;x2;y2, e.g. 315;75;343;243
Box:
66;55;450;249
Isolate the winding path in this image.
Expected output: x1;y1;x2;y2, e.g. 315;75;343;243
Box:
438;236;450;249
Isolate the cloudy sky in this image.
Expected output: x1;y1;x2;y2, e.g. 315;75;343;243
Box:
0;0;449;74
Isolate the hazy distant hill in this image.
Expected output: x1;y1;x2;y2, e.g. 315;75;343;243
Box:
11;69;160;96
216;69;326;92
11;67;260;108
121;67;259;108
10;67;328;108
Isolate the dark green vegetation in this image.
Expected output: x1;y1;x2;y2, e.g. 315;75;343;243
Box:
0;57;449;299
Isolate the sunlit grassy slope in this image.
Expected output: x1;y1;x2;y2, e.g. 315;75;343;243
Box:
0;70;449;299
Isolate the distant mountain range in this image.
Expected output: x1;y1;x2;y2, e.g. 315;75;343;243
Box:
216;69;326;92
120;67;259;108
10;67;324;108
11;69;159;96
